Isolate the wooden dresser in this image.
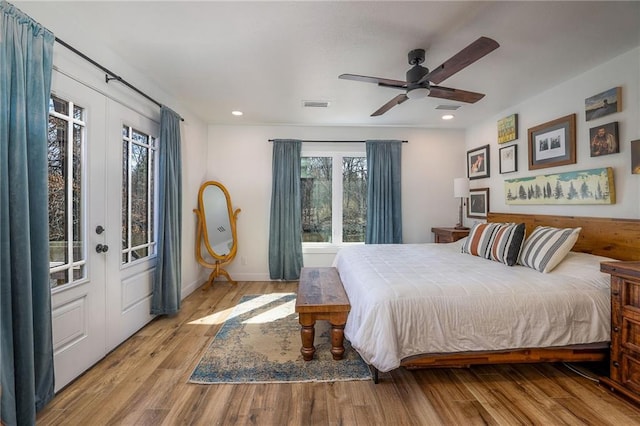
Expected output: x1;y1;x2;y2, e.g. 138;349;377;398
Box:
600;261;640;404
431;227;469;243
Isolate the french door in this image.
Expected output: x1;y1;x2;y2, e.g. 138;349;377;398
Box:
48;71;158;391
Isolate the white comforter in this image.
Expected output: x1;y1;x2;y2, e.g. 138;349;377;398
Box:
333;240;612;372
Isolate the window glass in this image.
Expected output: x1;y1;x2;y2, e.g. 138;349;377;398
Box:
301;151;367;245
301;157;332;242
342;157;367;242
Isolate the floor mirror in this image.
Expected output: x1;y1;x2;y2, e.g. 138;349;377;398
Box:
193;181;241;288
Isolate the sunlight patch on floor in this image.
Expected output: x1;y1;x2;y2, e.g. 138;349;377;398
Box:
242;299;296;324
187;293;293;325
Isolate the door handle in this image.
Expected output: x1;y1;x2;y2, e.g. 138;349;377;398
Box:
96;244;109;253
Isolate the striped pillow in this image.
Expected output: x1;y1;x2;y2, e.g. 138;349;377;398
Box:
461;223;500;258
518;226;581;273
487;223;526;266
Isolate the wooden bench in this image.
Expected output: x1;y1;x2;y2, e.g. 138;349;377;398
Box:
295;267;351;361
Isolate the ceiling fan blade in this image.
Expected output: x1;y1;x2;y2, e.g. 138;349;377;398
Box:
339;73;407;89
429;86;485;103
371;94;409;116
422;36;499;85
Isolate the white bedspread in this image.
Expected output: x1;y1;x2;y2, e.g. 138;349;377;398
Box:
333;241;612;372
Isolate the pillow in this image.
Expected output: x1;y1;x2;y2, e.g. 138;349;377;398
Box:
518;226;582;273
487;223;526;266
461;223;509;259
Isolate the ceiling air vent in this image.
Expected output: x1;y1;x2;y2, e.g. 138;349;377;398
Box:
303;100;330;108
435;105;461;111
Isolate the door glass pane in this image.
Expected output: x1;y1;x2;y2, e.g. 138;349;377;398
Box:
72;123;83;262
343;157;367;242
121;138;129;254
48;95;86;288
48;116;68;266
130;144;149;247
121;126;157;264
301;157;332;242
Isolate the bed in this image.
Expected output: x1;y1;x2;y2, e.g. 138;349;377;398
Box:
332;212;640;376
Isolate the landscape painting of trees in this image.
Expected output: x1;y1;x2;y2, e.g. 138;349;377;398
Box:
504;167;615;205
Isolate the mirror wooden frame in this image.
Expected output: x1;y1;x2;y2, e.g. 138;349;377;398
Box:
193;181;241;288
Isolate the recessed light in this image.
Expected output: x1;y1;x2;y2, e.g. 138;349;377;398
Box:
442;114;454;120
231;110;243;116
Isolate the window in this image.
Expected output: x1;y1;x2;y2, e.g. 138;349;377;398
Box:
301;150;367;245
48;95;85;288
121;125;157;264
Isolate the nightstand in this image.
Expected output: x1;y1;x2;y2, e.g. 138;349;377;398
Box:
600;261;640;405
431;227;469;243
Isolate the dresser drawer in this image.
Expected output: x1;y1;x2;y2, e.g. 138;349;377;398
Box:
621;352;640;395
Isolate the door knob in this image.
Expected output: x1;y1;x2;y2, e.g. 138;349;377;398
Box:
96;225;105;234
96;244;109;253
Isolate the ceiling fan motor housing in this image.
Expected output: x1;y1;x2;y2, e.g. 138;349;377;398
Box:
407;65;429;86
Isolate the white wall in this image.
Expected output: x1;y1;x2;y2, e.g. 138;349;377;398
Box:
51;44;210;298
206;125;466;280
465;47;640;220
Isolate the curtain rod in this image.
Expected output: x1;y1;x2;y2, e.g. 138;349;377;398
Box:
54;37;184;122
268;139;408;143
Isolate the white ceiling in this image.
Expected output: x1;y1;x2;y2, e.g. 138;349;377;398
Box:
13;1;640;129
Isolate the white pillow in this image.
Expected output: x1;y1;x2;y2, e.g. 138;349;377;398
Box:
518;226;581;273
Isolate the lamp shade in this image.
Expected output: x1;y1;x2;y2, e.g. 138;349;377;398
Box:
453;177;469;198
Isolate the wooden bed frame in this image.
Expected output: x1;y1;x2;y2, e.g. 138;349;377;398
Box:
399;212;640;371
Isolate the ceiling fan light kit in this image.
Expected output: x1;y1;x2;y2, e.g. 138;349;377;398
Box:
407;87;430;99
339;36;499;116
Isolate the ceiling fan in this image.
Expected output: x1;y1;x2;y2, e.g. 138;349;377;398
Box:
339;36;499;116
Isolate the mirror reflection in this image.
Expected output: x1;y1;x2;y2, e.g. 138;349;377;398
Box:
194;181;240;288
203;184;233;256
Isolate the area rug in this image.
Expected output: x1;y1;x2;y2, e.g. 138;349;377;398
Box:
189;293;372;384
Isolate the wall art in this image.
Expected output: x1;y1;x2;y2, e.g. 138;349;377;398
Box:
497;113;518;144
632;140;640;174
467;144;490;180
528;113;576;170
585;87;621;121
589;121;619;157
468;187;489;219
505;167;615;205
499;144;517;174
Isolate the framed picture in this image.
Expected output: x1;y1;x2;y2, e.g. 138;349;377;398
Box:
589;121;619;157
632;140;640;174
499;144;517;174
467;187;489;219
528;113;576;170
497;113;518;144
467;144;490;180
585;87;621;121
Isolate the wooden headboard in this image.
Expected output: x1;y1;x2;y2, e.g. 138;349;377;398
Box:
487;212;640;261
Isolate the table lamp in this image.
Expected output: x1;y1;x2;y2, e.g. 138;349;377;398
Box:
453;178;469;229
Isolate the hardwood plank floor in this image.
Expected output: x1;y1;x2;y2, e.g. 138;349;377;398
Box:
37;281;640;425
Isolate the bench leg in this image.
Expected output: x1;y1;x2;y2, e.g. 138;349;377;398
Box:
299;315;316;361
330;323;346;360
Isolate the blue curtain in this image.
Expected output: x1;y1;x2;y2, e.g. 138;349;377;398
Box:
268;140;303;280
1;1;56;424
151;106;182;315
365;140;403;244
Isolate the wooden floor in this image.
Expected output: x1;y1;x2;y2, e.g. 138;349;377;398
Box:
37;281;640;425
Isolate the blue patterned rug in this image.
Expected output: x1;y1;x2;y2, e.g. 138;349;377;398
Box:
189;293;372;384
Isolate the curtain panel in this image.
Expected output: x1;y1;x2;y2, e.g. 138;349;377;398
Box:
151;106;183;315
268;140;303;280
1;1;56;424
365;140;403;244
